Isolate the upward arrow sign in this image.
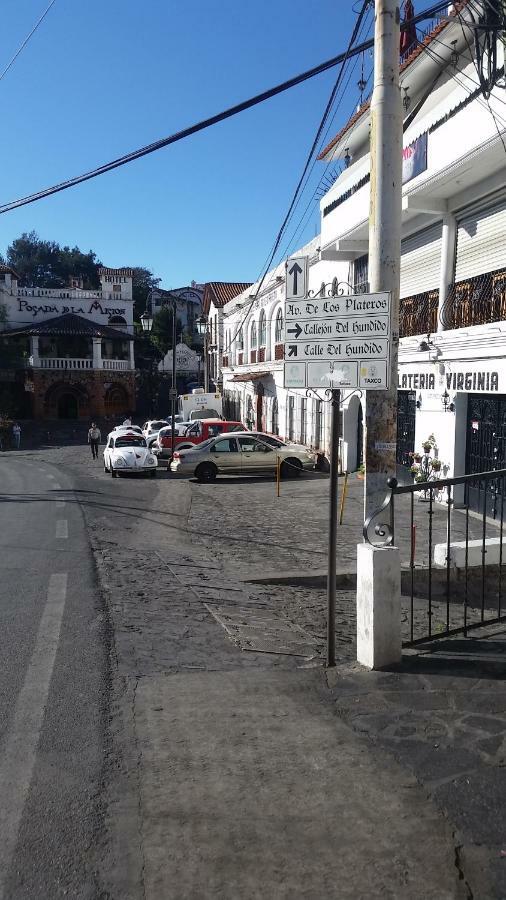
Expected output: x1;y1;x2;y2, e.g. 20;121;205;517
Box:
288;262;302;295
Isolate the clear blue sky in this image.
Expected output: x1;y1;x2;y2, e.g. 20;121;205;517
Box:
0;0;372;288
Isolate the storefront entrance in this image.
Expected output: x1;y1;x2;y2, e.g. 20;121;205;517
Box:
396;390;416;476
466;394;506;516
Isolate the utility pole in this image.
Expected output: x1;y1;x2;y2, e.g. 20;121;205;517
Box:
364;0;403;518
170;298;177;459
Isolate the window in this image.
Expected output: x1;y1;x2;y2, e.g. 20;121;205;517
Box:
354;254;369;294
314;399;322;449
115;436;147;448
113;284;121;292
259;311;266;347
272;397;279;434
274;309;283;343
300;398;307;444
250;321;257;349
212;438;238;453
288;396;295;441
238;437;272;454
237;328;244;350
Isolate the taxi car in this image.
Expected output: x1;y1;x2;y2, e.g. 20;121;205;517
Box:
104;431;158;478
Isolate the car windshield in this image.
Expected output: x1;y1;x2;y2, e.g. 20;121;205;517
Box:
151;422;166;430
115;436;147;448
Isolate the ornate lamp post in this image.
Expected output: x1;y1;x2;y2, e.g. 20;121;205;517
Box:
196;314;210;392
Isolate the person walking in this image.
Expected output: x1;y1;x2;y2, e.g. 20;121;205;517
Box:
12;422;21;450
122;415;132;426
88;423;101;459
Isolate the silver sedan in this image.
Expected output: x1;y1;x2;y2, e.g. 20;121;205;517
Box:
169;432;315;482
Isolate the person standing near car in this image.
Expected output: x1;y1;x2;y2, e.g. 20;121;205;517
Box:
88;423;101;459
12;422;21;449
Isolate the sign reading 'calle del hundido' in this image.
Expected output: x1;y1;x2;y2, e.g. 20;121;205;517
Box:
283;269;392;390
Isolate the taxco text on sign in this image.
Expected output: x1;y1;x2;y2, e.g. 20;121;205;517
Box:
285;255;308;301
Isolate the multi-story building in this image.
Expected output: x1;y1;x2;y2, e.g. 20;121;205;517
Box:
203;282;253;387
222;1;506;503
0;265;136;419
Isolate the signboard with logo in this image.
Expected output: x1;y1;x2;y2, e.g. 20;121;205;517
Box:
158;342;201;374
284;291;391;389
402;132;427;184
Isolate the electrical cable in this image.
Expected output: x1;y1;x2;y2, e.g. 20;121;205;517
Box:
0;0;457;217
0;0;58;85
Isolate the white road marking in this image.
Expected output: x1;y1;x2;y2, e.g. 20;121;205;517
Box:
0;573;68;900
55;519;68;539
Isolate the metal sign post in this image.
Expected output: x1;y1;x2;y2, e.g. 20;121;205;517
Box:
327;389;340;667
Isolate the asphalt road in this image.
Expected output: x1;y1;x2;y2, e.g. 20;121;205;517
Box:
0;453;108;899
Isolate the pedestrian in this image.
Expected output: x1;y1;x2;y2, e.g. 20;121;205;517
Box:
123;415;132;426
88;422;101;459
12;422;21;450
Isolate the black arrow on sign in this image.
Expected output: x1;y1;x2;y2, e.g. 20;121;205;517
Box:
287;345;298;357
288;261;302;294
287;323;302;338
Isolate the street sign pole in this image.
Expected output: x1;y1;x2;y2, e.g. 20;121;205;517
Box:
326;388;340;668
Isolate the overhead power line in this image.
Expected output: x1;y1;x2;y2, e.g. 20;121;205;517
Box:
0;0;58;85
0;0;455;216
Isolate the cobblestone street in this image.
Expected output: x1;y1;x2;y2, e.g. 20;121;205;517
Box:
6;441;506;897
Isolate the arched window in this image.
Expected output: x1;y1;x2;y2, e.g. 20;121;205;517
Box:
237;328;244;350
251;321;257;349
275;308;283;343
259;311;266;347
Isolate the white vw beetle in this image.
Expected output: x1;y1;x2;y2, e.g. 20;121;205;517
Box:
104;431;158;478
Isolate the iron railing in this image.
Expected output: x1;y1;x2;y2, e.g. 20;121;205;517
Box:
364;469;506;646
399;289;439;337
441;266;506;330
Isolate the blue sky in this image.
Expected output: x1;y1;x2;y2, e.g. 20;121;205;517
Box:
0;0;372;288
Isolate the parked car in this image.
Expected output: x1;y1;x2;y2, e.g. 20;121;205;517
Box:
111;424;143;436
104;432;158;478
142;420;170;448
154;418;245;459
169;432;315;481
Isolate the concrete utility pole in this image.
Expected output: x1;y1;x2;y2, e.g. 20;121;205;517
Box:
364;0;403;518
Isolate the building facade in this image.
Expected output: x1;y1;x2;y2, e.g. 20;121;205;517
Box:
221;2;506;497
0;266;136;419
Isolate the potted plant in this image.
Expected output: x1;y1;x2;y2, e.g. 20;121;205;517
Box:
356;463;365;481
431;458;442;472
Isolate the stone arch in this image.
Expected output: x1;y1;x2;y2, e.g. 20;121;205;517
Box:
44;380;90;420
104;383;130;417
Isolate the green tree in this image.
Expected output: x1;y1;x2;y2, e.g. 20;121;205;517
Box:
150;306;183;356
132;267;161;321
7;232;101;288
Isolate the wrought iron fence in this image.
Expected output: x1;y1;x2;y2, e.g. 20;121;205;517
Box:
441;266;506;330
364;468;506;646
399;289;439;337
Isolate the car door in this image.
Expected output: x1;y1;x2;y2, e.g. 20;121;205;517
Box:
238;435;276;473
208;437;242;473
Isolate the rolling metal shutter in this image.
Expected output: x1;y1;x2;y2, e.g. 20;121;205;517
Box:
455;197;506;282
400;224;442;298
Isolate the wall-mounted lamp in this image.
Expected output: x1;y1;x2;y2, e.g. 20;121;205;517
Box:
402;87;411;112
450;40;459;68
344;148;351;168
441;389;455;413
416;393;422;409
417;334;435;353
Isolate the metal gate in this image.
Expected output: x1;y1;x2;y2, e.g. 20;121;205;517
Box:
396;390;416;470
466;394;506;516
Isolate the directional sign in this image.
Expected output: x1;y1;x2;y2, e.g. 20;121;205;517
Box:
283;290;392;391
285;256;308;301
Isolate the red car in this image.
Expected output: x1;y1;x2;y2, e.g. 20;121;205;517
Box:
154;419;245;458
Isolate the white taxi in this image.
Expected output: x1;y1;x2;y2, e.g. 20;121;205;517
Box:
104;431;158;478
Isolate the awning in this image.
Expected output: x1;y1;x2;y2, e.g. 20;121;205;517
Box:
231;371;271;382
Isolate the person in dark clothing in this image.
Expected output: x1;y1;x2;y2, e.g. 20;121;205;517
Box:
88;423;101;459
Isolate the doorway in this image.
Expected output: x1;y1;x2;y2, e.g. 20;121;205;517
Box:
57;392;78;419
466;394;506;516
356;402;363;468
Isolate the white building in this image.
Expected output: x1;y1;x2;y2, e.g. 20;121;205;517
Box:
222;2;506;503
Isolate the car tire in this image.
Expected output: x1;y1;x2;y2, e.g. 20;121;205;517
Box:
195;462;217;483
281;458;303;478
111;467;117;478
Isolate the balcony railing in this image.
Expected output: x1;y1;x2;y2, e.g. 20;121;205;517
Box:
102;359;130;370
274;343;284;360
35;357;94;369
258;347;265;363
399;289;439;338
222;355;229;367
441;267;506;330
250;350;257;364
18;287;128;301
238;351;244;365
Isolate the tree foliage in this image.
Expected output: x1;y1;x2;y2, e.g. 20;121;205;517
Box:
150;306;183;356
7;231;101;289
132;267;161;321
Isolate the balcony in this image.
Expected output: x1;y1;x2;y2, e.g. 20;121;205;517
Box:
250;350;257;364
274;343;284;360
258;348;265;363
102;359;130;371
238;351;244;365
28;357;130;371
441;267;506;330
222;355;229;367
399;290;439;338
